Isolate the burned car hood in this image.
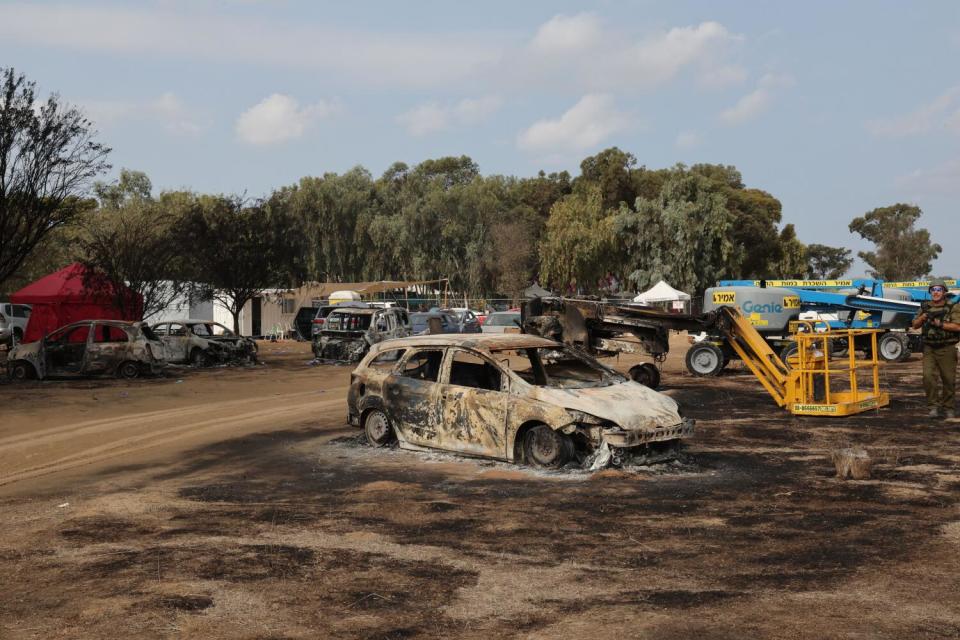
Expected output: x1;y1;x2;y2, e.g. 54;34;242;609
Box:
530;381;682;431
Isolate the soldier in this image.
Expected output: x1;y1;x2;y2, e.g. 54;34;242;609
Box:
911;279;960;418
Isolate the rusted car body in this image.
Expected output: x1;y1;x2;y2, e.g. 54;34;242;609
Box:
151;320;258;366
314;306;412;362
347;334;694;468
6;320;164;380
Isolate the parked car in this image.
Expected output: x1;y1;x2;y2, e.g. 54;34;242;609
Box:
447;308;482;333
151;320;258;366
293;306;319;341
6;320;163;380
481;311;521;334
347;334;694;468
0;303;31;345
313;306;412;362
410;311;461;335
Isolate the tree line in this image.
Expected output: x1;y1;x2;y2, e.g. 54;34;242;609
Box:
0;68;946;331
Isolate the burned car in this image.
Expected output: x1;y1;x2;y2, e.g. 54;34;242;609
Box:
347;334;694;468
313;306;412;362
151;320;258;366
6;320;163;380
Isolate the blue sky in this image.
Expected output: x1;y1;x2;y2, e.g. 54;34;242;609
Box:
2;1;958;276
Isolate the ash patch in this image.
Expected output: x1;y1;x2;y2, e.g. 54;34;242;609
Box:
59;516;157;543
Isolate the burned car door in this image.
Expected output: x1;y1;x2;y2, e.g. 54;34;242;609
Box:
82;323;129;375
438;348;509;458
382;348;444;446
45;324;91;376
164;323;190;362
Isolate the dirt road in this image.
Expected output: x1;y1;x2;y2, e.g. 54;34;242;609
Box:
2;339;959;639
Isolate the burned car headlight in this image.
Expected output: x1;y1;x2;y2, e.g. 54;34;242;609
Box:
566;410;615;427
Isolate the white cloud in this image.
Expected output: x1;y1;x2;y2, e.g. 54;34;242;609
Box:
698;64;748;89
895;158;960;196
530;13;603;54
675;130;701;149
866;87;960;137
517;94;632;153
719;73;795;125
397;96;502;136
235;94;338;145
0;3;504;89
80;92;203;135
630;22;741;86
524;19;743;92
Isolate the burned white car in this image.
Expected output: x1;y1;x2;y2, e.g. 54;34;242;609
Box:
151;320;257;366
314;306;412;362
6;320;164;380
347;334;694;468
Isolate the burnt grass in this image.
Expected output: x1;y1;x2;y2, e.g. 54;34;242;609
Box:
2;359;959;638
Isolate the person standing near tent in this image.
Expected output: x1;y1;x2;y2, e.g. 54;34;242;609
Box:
911;279;960;419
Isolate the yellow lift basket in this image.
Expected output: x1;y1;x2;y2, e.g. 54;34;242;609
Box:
717;307;888;417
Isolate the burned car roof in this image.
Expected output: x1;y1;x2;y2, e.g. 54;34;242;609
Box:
371;333;559;352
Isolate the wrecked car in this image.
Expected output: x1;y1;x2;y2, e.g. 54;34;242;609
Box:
151;320;258;366
347;334;694;469
6;320;164;380
314;306;412;362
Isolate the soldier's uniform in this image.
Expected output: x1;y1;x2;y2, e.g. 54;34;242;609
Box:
920;298;960;415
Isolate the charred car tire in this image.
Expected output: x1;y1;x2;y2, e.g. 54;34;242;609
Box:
685;343;724;377
7;360;34;381
523;424;574;468
116;361;141;379
190;348;210;368
364;410;396;447
628;363;661;389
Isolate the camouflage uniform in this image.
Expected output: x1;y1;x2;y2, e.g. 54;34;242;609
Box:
919;300;960;412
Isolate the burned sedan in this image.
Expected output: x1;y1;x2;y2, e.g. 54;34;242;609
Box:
313;306;411;362
151;320;258;366
347;334;694;468
6;320;164;380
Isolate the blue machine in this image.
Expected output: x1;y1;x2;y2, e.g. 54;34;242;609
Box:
687;279;930;376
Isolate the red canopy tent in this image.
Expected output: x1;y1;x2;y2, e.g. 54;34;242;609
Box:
11;263;143;342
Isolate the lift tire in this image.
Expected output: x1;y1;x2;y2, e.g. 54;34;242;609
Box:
877;332;910;362
685;343;725;377
628;363;661;389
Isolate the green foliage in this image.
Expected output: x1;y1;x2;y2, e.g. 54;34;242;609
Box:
179;195;307;332
848;203;942;280
614;168;734;294
539;187;614;291
0;67;110;288
805;243;853;279
772;224;807;278
79;172;191;319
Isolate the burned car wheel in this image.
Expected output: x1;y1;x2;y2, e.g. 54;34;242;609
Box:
190;348;211;368
7;360;34;381
116;361;141;379
364;410;396;447
523;424;573;468
628;363;661;389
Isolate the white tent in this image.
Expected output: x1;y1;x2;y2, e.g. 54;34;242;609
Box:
633;280;691;304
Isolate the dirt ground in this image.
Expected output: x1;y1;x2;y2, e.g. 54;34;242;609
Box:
2;336;959;639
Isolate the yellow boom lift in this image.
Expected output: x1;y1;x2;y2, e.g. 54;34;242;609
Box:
716;306;887;416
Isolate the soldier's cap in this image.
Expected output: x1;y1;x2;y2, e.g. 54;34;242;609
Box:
929;278;949;292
